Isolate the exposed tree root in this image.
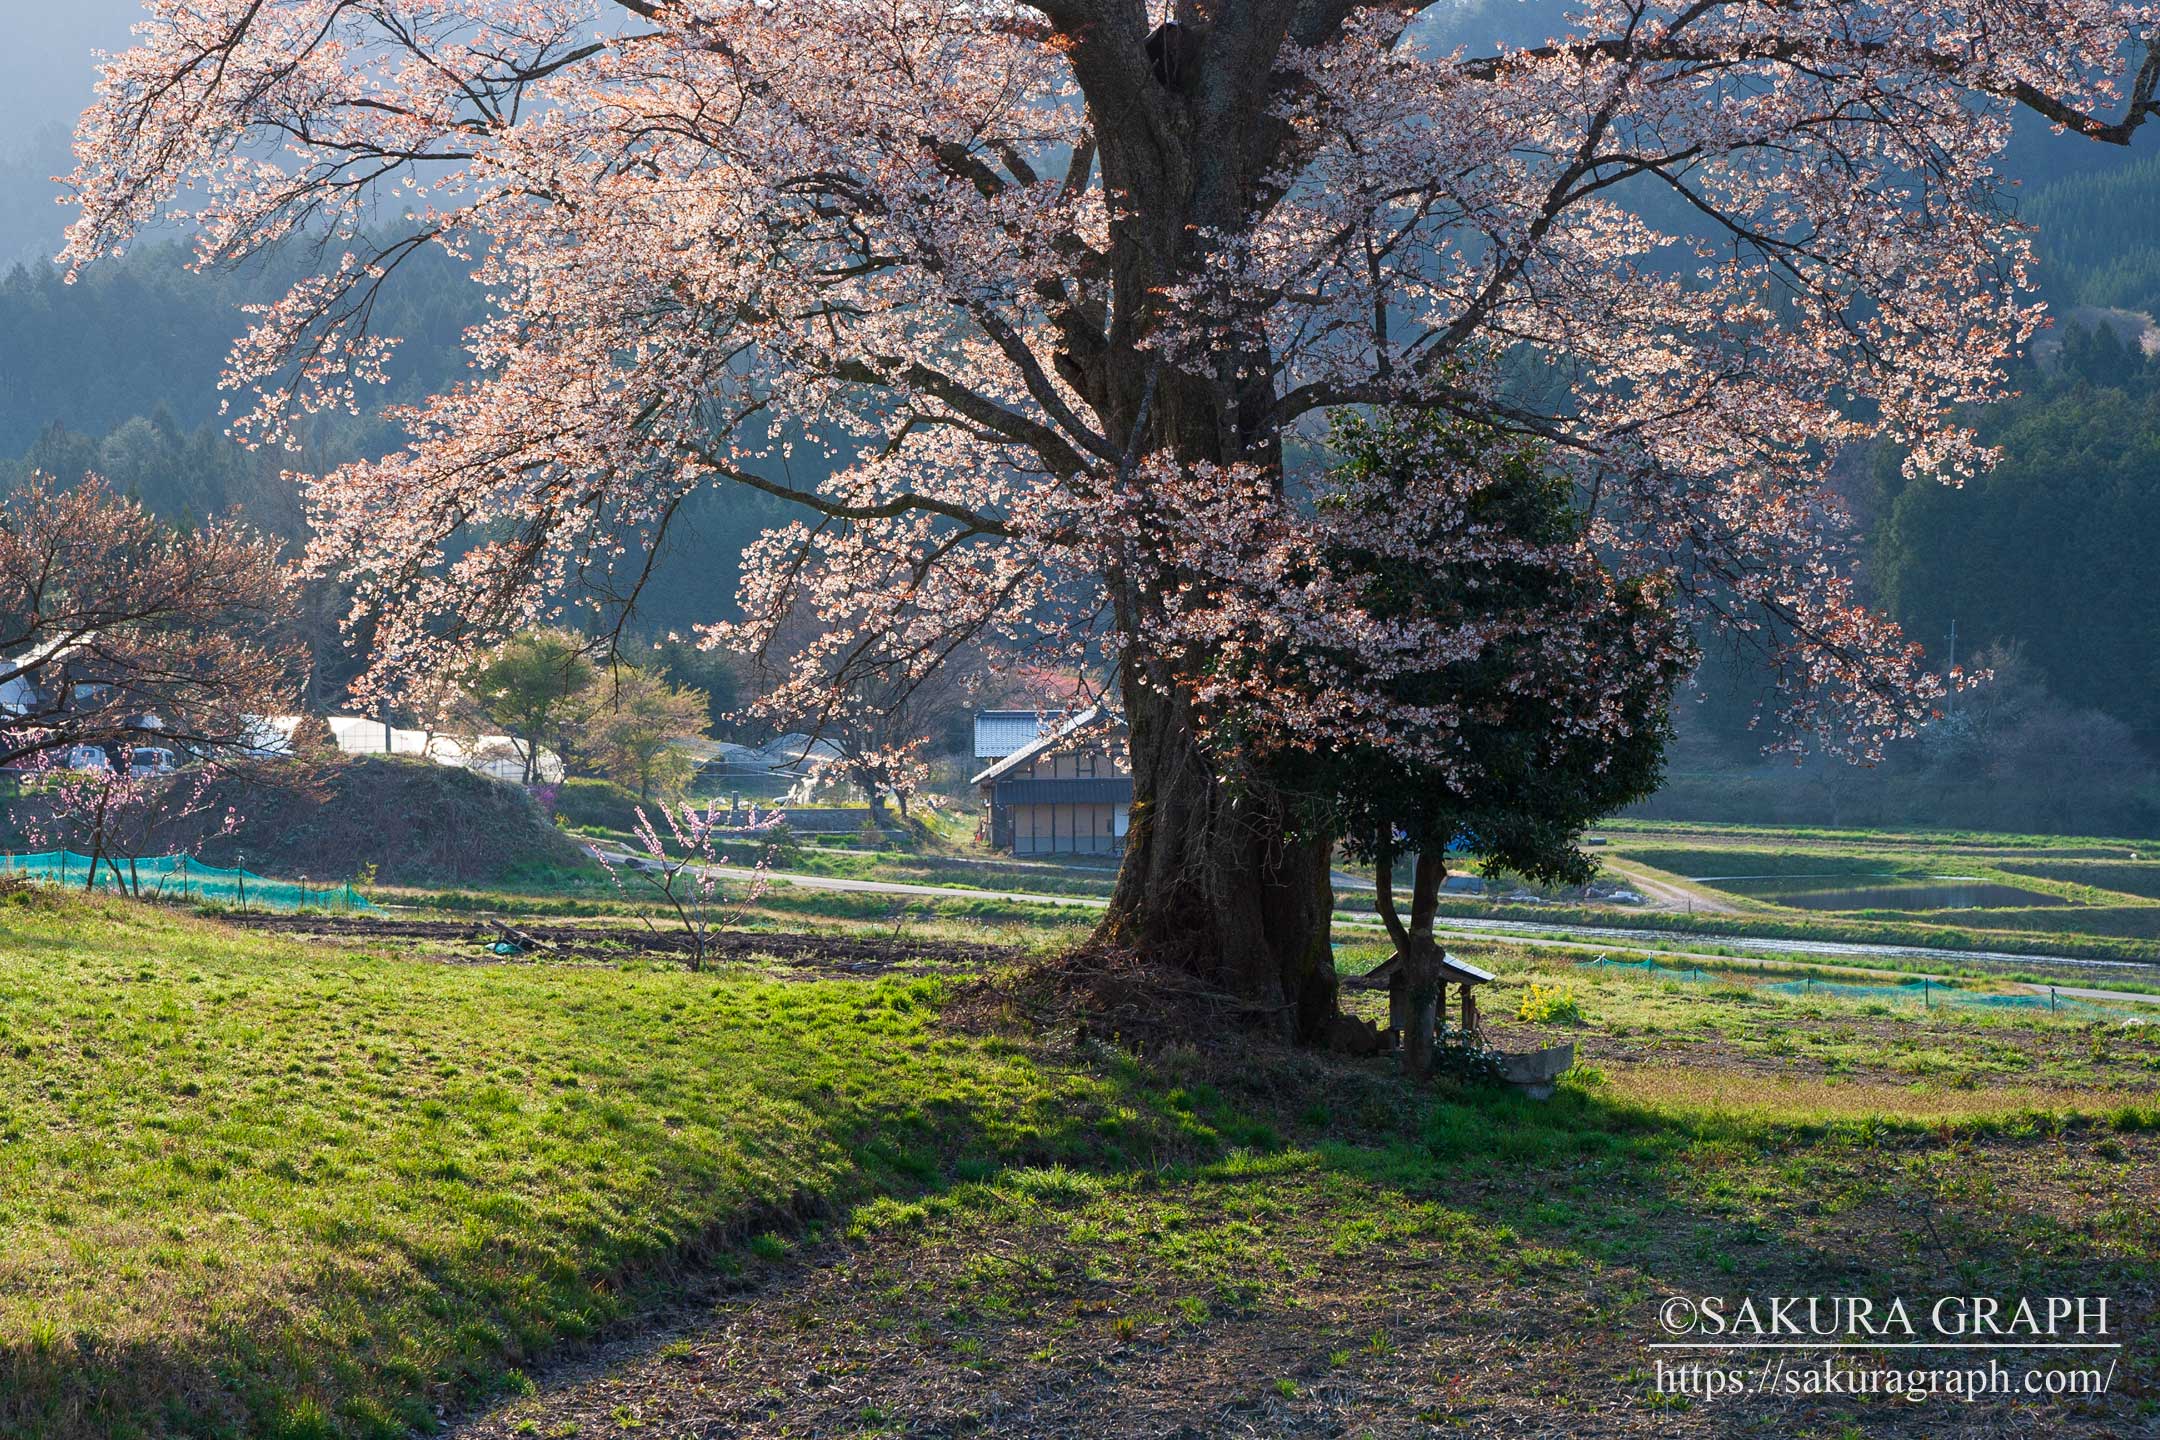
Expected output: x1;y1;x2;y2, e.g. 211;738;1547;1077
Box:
947;943;1320;1055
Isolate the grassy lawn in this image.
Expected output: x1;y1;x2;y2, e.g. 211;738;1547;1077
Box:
5;884;2158;1437
1433;942;2160;1099
0;891;1154;1439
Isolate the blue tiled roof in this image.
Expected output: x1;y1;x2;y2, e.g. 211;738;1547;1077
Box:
973;710;1063;760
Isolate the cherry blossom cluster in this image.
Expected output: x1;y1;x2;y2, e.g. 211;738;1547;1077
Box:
590;796;775;969
60;0;2154;765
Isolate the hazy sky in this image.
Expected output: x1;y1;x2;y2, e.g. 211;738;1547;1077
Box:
0;3;144;263
3;3;141;132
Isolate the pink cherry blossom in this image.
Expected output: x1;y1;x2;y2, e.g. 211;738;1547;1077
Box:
60;0;2160;1015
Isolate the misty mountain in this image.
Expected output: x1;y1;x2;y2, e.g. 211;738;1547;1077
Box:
0;3;140;265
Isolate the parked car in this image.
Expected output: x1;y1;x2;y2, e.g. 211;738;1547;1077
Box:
127;746;178;778
61;745;112;773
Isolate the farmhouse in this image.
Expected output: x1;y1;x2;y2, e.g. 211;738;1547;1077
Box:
972;707;1132;856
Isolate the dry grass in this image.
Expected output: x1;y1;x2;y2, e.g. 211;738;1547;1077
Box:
1586;1064;2157;1127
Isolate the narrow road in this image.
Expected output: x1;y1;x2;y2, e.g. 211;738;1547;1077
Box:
708;863;1111;910
1597;859;1748;915
688;862;2160;1009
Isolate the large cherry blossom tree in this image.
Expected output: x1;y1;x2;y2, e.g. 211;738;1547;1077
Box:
65;0;2158;1037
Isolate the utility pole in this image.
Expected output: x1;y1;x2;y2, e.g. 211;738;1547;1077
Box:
1944;617;1958;720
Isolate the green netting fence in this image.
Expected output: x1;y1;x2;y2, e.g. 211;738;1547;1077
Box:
1576;952;2146;1017
1761;972;2132;1016
1574;957;2136;1019
1;852;377;914
1587;955;1714;981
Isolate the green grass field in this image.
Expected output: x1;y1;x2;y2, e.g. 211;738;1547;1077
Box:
0;890;1148;1438
5;880;2158;1437
1545;822;2160;964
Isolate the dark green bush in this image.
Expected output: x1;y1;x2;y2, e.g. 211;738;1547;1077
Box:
1430;1040;1508;1087
553;778;645;834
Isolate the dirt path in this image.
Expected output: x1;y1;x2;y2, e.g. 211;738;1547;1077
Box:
1598;860;1747;916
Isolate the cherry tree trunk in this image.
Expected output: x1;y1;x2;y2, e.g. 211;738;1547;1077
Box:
1077;73;1345;1042
1094;670;1339;1043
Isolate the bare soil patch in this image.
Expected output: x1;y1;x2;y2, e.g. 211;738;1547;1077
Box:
226;911;1016;974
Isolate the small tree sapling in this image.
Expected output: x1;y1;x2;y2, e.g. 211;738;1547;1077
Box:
591;800;777;971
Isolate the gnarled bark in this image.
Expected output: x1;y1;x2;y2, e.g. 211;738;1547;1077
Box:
1073;25;1346;1035
1094;667;1339;1042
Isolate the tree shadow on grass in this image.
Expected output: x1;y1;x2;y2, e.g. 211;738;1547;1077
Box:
419;1051;2155;1438
6;1000;2154;1440
1298;1080;2158;1434
0;990;1226;1440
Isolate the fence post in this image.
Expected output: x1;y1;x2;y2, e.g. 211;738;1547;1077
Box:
2050;986;2058;1013
236;854;247;915
1923;978;1930;1010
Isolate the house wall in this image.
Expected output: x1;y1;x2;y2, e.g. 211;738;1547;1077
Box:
1002;747;1125;782
1009;800;1129;856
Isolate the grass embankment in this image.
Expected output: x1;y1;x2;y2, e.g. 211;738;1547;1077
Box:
1597;817;2159;856
8;887;2160;1437
1344;891;2160;965
1424;830;2160;964
0;892;1144;1439
1612;840;2160;916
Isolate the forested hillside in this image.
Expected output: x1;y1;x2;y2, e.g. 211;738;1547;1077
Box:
2029;149;2160;322
0;242;787;637
1871;335;2160;748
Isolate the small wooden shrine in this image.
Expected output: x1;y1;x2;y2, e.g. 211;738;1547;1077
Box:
1348;949;1496;1048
